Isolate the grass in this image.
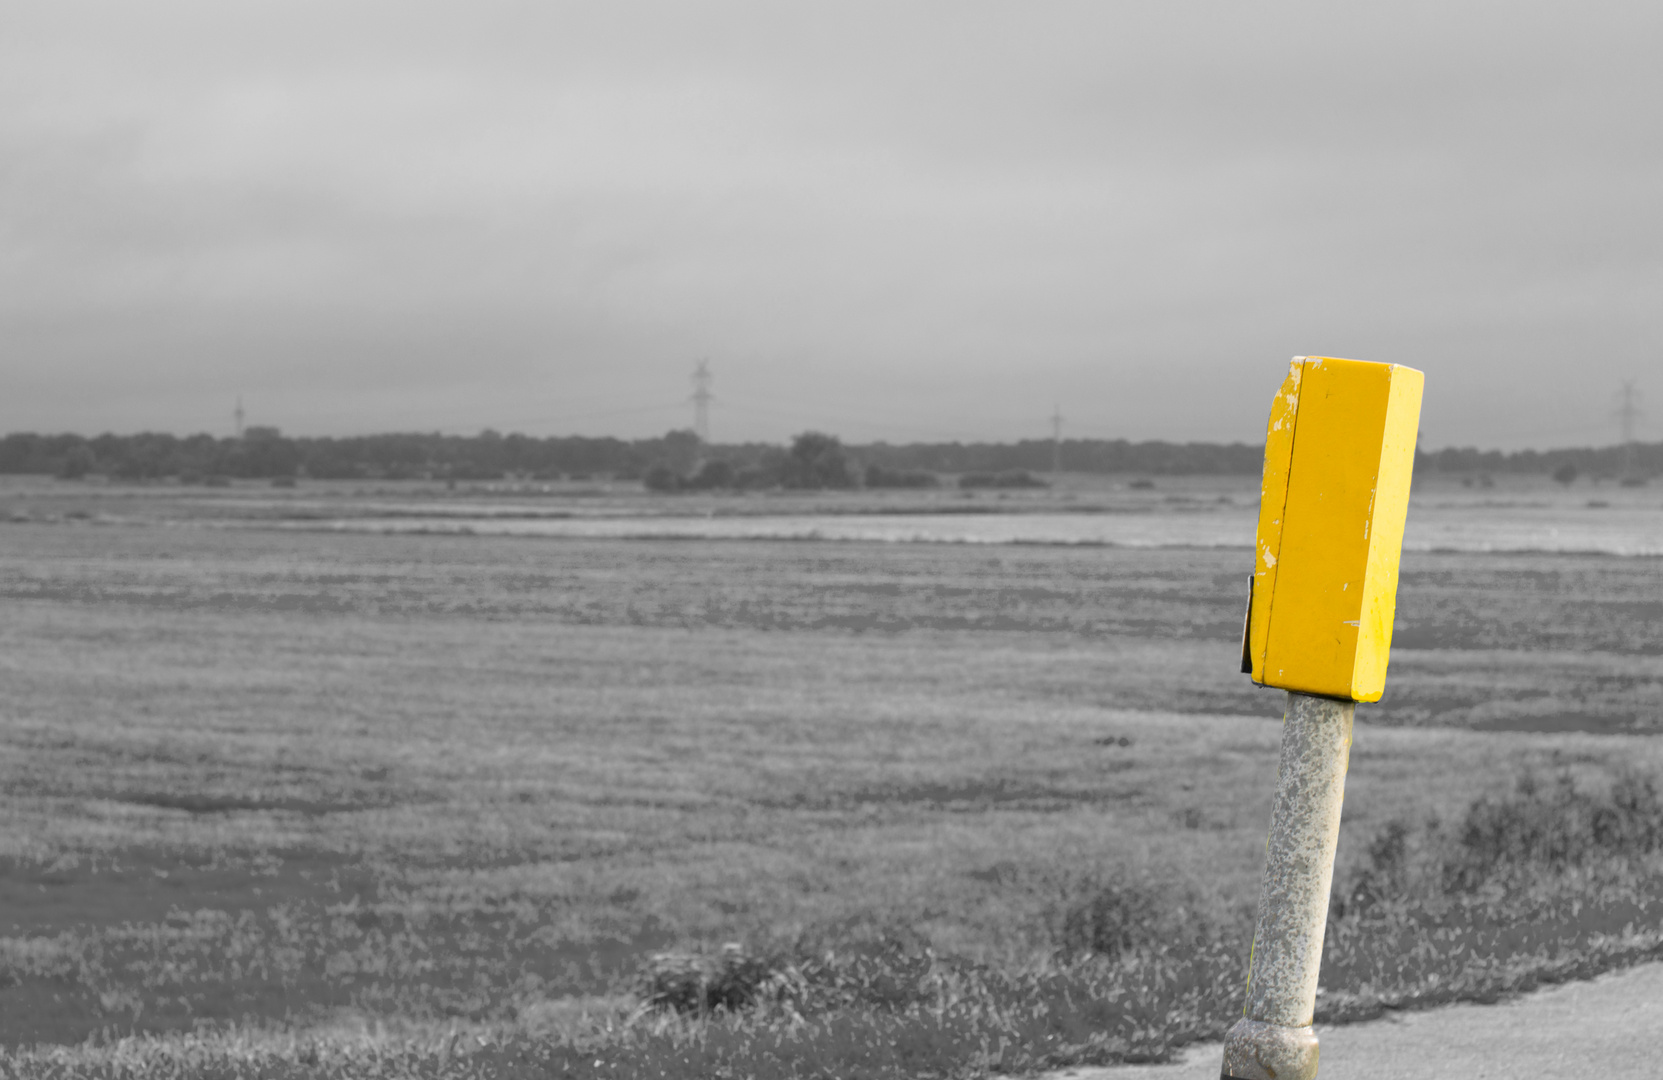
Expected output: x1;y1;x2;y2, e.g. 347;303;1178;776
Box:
0;509;1659;1076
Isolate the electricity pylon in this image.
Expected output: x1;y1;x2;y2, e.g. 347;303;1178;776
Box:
691;361;713;442
1050;404;1063;475
1617;380;1642;481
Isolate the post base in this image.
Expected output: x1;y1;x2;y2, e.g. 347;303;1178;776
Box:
1220;1017;1318;1080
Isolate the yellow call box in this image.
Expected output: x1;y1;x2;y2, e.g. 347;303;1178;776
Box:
1243;356;1424;702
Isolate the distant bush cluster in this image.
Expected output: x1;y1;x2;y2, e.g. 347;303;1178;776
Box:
957;469;1048;490
642;432;861;492
863;464;940;489
643;432;949;493
640;438;1063;495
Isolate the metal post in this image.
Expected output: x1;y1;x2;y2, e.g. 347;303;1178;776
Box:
1221;690;1354;1080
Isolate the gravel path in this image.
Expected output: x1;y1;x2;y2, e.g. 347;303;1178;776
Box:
1034;961;1663;1080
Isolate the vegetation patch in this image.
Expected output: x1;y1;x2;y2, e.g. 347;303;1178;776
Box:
1;517;1659;1076
7;768;1662;1077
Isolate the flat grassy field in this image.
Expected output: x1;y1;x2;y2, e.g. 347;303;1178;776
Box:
0;494;1659;1074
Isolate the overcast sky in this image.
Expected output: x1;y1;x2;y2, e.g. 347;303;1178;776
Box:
4;2;1659;448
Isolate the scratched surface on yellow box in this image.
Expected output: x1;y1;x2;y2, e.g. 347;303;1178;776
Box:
1248;356;1424;701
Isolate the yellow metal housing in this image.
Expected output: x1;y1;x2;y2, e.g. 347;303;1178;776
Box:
1245;356;1424;702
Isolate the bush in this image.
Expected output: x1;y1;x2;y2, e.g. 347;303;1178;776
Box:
864;464;940;489
1336;766;1663;916
1057;878;1231;960
1315;764;1663;1021
57;444;95;480
683;460;736;491
1442;768;1663;891
958;469;1048;490
638;944;798;1015
447;464;504;481
732;466;777;489
781;432;856;489
643;462;682;492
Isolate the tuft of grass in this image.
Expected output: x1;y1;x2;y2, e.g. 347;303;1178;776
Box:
1054;877;1237;961
638;943;798;1016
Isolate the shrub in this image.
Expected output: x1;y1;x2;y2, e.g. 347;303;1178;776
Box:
57;444;96;480
1311;766;1663;1020
781;432;855;489
1442;768;1663;891
1060;880;1193;959
638;944;794;1015
1334;764;1663;915
732;464;780;489
447;464;504;481
642;462;682;492
958;469;1048;490
683;460;736;491
864;464;940;489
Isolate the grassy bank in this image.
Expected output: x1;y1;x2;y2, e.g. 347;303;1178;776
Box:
0;519;1659;1075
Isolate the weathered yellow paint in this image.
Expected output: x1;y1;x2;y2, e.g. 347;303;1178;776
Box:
1246;360;1302;679
1246;356;1424;701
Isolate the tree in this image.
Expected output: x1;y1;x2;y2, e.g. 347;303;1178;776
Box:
657;429;702;474
864;463;939;488
685;459;735;490
781;432;855;489
58;443;95;480
643;462;682;492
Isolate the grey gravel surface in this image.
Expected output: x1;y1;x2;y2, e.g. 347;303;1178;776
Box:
1030;960;1663;1080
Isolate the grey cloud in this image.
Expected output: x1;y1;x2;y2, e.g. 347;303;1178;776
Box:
4;2;1660;445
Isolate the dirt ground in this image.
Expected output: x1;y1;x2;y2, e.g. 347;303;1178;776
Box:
1040;959;1663;1079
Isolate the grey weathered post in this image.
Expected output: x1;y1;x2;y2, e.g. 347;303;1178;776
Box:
1227;357;1424;1079
1220;691;1352;1080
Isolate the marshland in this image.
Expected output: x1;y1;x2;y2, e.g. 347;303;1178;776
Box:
1;475;1660;1077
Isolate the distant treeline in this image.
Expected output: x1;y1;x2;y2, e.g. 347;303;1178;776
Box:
860;439;1264;475
1415;442;1662;477
855;439;1663;478
0;428;742;482
1;427;1657;483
